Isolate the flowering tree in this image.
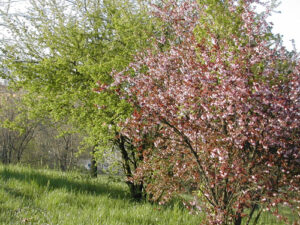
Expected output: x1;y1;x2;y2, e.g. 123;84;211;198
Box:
112;0;300;224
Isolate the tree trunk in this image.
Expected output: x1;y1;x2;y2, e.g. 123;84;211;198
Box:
90;147;97;178
127;181;144;200
234;213;242;225
1;145;8;164
118;134;144;200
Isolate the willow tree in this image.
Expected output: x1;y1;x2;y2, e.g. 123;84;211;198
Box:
0;0;157;198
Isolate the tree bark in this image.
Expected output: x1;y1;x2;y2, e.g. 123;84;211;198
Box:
118;134;144;200
234;213;242;225
90;147;97;178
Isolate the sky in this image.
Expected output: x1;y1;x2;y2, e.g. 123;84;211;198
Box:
267;0;300;51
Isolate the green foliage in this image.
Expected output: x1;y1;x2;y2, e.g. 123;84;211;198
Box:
0;0;157;151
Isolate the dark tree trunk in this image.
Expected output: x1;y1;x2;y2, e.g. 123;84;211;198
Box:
60;162;66;171
7;146;12;164
90;147;97;178
234;213;242;225
127;181;144;200
16;150;22;163
1;145;8;164
118;134;144;200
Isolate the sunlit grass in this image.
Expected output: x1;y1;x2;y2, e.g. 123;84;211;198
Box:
0;164;201;225
0;164;297;225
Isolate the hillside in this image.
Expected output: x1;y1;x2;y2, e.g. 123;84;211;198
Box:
0;164;203;225
0;164;297;225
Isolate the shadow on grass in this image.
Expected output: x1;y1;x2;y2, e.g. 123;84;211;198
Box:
3;186;35;201
0;167;130;200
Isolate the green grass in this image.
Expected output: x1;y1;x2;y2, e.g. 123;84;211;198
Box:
243;207;298;225
0;164;298;225
0;164;202;225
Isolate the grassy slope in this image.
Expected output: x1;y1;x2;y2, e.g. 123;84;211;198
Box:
0;164;202;225
0;164;297;225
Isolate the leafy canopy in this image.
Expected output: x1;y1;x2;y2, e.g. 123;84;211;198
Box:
0;0;157;148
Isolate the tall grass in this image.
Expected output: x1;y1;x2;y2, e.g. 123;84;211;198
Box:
0;164;202;225
0;164;297;224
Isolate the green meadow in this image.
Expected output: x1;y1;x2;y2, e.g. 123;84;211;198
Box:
0;164;297;225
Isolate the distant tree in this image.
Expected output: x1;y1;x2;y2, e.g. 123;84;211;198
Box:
112;0;300;224
32;121;82;171
0;86;36;164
